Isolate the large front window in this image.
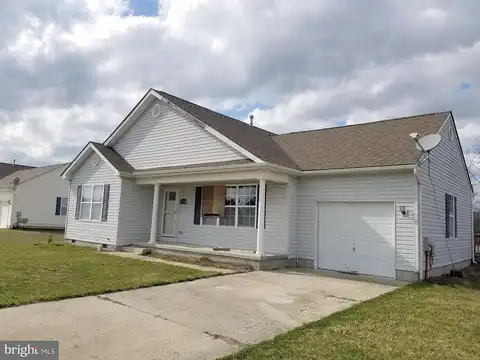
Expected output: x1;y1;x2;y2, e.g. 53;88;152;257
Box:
80;185;104;221
201;184;257;228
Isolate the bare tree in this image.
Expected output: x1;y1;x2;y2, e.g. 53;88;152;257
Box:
466;144;480;210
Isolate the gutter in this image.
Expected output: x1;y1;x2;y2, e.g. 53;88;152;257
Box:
132;162;301;178
302;164;415;176
131;163;417;178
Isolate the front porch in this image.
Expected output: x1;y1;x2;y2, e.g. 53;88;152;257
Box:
126;241;289;270
125;164;294;270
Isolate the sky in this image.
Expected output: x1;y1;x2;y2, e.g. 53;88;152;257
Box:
0;0;479;167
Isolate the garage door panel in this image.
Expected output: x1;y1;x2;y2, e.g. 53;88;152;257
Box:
317;202;395;278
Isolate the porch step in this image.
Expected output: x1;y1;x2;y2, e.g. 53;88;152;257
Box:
121;246;151;256
121;244;289;271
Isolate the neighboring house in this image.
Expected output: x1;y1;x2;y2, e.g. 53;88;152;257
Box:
0;164;69;229
0;162;33;179
61;89;473;281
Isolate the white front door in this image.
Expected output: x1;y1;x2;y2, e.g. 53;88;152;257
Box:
0;201;10;228
317;202;395;278
162;190;178;238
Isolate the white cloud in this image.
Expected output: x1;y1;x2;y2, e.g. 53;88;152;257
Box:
0;0;479;166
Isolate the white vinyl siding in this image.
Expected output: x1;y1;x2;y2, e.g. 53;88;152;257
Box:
65;153;120;245
418;116;472;268
288;176;299;256
117;180;154;246
297;172;417;272
112;100;246;170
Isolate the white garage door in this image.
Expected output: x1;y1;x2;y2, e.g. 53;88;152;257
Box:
317;202;395;278
0;201;10;228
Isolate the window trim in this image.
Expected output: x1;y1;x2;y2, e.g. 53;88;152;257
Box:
199;183;258;228
60;197;68;216
446;193;457;239
79;184;104;222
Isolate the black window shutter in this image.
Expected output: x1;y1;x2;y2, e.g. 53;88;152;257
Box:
194;187;202;224
101;184;110;222
454;197;457;238
55;197;61;216
75;186;82;220
256;185;267;229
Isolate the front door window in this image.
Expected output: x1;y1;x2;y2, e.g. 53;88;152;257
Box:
162;191;177;237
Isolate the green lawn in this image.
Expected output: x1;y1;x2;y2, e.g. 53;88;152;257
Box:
222;274;480;360
0;230;217;308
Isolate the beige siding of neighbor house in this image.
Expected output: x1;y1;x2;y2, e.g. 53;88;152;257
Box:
297;172;418;272
112;100;246;170
65;153;121;245
10;166;69;229
418;116;473;269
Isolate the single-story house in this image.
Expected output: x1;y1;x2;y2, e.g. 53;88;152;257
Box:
61;89;473;281
0;164;70;229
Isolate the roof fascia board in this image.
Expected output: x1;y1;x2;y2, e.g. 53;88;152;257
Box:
441;112;474;193
131;163;416;179
61;143;120;180
132;161;301;178
133;163;266;178
302;164;415;176
135;169;290;185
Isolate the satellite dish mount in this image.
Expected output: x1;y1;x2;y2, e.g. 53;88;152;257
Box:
412;133;441;153
410;133;441;167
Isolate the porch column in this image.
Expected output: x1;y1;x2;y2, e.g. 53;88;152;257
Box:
149;183;160;244
256;178;266;256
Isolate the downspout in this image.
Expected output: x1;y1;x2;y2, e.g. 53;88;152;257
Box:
472;192;477;264
296;177;300;266
414;167;424;280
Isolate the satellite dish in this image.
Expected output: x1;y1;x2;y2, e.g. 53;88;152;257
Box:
13;177;20;186
415;134;441;152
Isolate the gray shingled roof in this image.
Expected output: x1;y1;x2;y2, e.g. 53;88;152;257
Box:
0;163;67;189
90;142;135;172
155;90;299;169
0;162;34;180
274;112;450;170
155;90;449;171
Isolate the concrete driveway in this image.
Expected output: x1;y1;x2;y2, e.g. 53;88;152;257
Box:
0;271;398;360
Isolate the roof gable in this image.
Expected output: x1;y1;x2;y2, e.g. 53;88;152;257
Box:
61;142;133;180
111;99;247;169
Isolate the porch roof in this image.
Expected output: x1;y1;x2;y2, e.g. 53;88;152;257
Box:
133;159;253;173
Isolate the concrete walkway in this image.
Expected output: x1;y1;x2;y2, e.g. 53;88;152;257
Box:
0;271;399;360
103;251;235;274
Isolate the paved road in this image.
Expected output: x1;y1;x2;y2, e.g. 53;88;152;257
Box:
0;271;398;359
